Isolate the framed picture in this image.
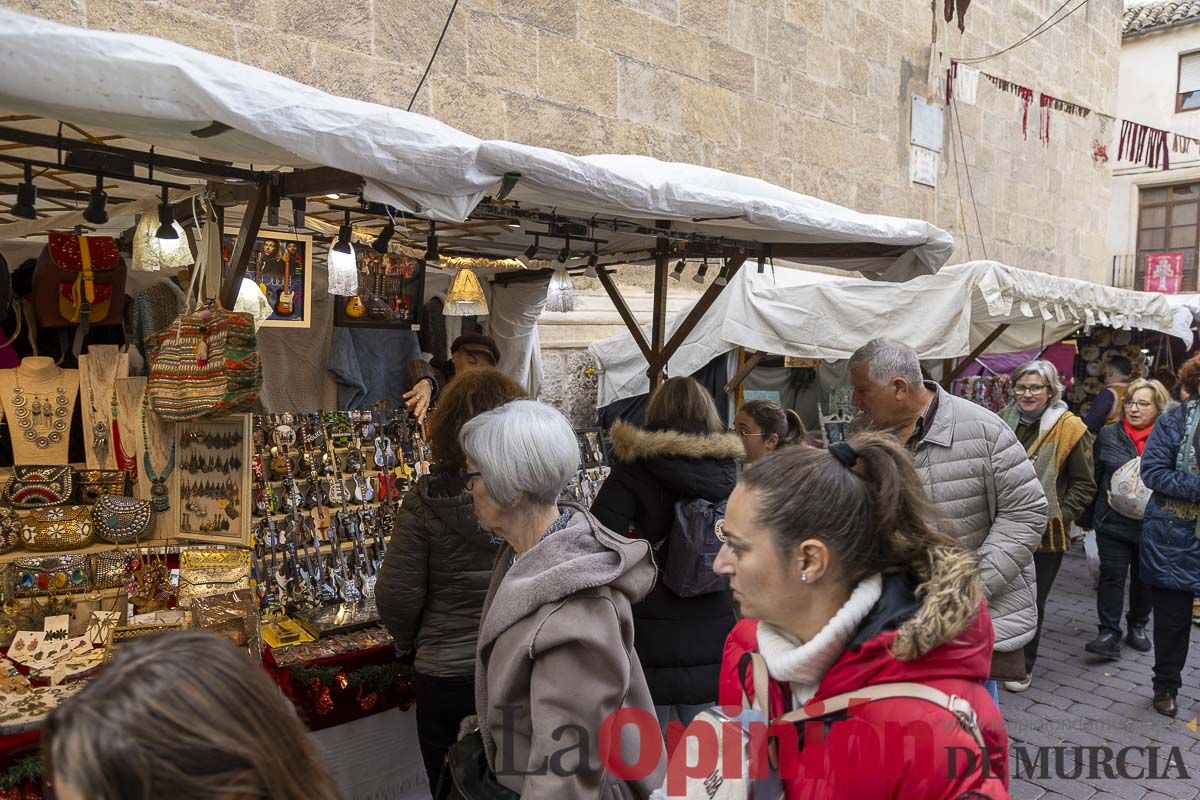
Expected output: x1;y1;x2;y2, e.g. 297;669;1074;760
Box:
222;229;312;329
333;246;425;330
173;415;253;547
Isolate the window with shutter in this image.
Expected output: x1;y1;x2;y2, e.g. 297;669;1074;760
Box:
1178;51;1200;112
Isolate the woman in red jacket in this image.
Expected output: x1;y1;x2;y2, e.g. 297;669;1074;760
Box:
711;434;1010;799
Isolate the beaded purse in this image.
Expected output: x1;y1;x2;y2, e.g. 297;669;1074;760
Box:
92;496;153;544
3;465;75;508
0;508;21;554
77;469;133;504
19;505;93;551
8;554;93;596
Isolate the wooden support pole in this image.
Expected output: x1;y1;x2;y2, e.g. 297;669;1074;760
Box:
219;179;269;310
942;323;1011;388
724;350;764;396
648;237;670;393
596;267;653;364
650;254;747;377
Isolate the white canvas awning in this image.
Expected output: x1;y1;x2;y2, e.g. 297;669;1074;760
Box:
590;261;1187;407
0;9;952;281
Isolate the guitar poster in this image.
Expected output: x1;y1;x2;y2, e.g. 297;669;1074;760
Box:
222;229;313;329
332;245;425;330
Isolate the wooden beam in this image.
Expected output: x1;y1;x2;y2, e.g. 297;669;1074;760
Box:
649;254;747;376
724;350;764;395
596;267;653;364
942;323;1011;387
648;237;670;393
220;179;269;310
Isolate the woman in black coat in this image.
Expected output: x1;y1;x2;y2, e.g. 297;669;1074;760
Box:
591;377;744;732
1083;378;1168;662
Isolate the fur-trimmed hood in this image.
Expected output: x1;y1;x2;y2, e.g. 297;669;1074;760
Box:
609;419;745;463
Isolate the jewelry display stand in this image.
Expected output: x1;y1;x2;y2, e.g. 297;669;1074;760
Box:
78;346;130;470
0;357;80;465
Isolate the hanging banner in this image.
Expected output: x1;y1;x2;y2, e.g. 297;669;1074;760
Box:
1144;252;1184;294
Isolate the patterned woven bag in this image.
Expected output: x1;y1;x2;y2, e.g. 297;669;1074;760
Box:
145;205;261;422
146;304;261;422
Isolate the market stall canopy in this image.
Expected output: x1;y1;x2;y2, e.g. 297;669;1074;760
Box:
1164;294;1200;346
590;260;1186;407
0;8;952;280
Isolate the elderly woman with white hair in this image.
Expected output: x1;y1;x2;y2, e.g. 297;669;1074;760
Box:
455;400;665;799
999;359;1096;692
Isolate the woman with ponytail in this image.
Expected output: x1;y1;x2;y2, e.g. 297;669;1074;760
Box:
712;434;1010;799
731;399;806;463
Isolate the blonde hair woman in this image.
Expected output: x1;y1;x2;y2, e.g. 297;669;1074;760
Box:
999;359;1095;693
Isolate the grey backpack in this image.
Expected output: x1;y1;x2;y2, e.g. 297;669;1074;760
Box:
660;496;730;598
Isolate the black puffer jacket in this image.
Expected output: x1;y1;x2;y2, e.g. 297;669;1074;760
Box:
591;418;743;707
376;472;501;677
1082;421;1144;543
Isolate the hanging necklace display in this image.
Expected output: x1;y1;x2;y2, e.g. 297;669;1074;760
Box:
141;402;176;513
11;368;68;450
87;381;110;465
112;386;138;481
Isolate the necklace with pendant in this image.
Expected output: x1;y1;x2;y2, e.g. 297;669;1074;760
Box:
87;380;110;464
141;403;175;513
11;367;68;450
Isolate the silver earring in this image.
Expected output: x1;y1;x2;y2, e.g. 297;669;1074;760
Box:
801;574;808;583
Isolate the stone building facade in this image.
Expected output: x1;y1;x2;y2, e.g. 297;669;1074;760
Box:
4;0;1126;422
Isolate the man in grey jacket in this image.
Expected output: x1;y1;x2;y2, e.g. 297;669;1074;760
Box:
849;339;1048;705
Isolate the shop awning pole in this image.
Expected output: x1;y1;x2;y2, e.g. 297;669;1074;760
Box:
942;323;1011;388
649;253;747;380
648;237;670;393
219;178;269;310
595;268;653;364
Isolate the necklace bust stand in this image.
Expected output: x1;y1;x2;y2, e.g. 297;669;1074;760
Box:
0;357;80;465
78;346;130;470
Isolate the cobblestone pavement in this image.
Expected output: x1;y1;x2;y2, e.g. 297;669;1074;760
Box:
1000;548;1200;799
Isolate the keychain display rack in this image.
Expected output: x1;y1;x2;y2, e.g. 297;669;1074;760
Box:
251;410;426;634
563;428;609;509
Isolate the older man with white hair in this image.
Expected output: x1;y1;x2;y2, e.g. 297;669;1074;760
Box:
848;338;1048;705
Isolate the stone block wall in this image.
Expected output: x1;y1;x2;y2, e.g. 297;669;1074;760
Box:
3;0;1123;281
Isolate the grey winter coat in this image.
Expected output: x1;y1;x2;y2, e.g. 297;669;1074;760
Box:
375;472;501;677
910;385;1048;652
476;504;666;799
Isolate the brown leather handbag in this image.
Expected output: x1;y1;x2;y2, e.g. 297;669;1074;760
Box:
33;232;127;328
988;648;1026;682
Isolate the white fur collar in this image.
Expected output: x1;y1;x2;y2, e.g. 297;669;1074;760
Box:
756;574;883;706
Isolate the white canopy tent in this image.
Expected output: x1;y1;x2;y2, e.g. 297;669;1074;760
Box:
591;261;1187;408
0;8;952;282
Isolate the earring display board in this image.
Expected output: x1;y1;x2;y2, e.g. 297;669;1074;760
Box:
333;248;425;330
78;346;129;470
174;414;253;547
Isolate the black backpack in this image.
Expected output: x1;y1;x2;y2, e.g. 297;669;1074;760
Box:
659;496;730;598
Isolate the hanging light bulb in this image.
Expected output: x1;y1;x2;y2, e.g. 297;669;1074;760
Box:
10;164;36;220
132;210;192;271
372;221;395;254
756;255;766;274
156;187;178;240
693;259;710;284
545;268;575;313
327;211;358;296
444;267;488;316
671;258;686;281
557;236;571;264
82;175;108;225
424;221;440;266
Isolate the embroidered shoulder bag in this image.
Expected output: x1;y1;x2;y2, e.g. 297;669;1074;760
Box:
146;226;261;421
